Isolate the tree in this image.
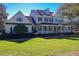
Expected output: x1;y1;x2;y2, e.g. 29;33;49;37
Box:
56;3;79;33
14;24;28;34
0;4;7;33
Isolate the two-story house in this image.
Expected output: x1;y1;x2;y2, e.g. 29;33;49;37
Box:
4;9;72;34
30;9;72;34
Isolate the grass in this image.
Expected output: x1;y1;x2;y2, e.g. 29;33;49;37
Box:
0;36;79;56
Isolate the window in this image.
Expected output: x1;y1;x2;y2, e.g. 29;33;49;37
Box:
38;17;42;21
17;17;23;22
53;26;56;32
43;26;47;31
49;18;51;22
26;27;28;32
50;18;53;22
10;27;13;33
61;26;65;30
59;19;64;23
57;26;61;32
68;27;71;30
45;17;48;22
39;26;42;31
49;26;52;31
55;18;58;22
52;18;53;22
32;26;36;33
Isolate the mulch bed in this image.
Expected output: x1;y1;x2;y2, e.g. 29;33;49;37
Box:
0;32;75;43
1;32;74;39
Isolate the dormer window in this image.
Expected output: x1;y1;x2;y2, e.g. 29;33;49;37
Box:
59;19;64;23
49;18;52;22
38;17;42;21
55;18;58;22
17;17;23;22
45;17;48;21
52;18;53;22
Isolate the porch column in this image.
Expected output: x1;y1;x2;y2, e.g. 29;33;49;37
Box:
41;25;43;33
53;26;55;33
55;26;57;33
60;25;62;33
47;26;49;33
56;26;58;33
49;25;53;33
61;25;63;33
36;25;39;32
52;26;54;33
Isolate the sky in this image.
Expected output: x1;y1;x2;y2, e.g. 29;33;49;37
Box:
4;3;62;19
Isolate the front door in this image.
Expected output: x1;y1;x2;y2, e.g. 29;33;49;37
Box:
10;27;13;33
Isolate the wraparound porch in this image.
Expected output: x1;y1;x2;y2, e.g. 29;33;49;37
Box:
36;24;72;34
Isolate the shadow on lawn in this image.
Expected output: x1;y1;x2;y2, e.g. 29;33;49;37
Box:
0;33;33;43
0;38;32;43
65;36;79;40
56;37;79;40
0;33;79;43
44;34;79;40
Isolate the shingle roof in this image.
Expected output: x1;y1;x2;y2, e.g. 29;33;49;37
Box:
36;10;53;16
38;23;59;25
37;22;69;25
31;9;53;16
25;16;36;25
6;23;32;25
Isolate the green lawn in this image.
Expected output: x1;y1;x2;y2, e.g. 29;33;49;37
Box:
0;36;79;56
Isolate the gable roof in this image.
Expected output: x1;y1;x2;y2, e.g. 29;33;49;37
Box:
6;11;33;24
9;11;25;20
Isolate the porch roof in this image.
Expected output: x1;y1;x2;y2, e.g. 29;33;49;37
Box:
37;22;70;25
6;23;32;25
